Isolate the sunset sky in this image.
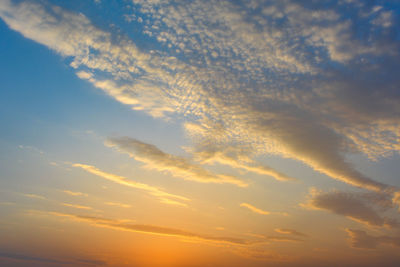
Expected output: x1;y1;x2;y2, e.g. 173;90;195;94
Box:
1;0;400;266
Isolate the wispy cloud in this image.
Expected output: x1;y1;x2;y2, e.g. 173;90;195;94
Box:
62;190;88;197
0;202;16;206
18;145;44;155
274;228;307;237
62;203;93;210
392;192;400;212
45;211;251;245
105;137;248;187
302;188;399;228
240;203;270;215
190;144;296;182
73;163;190;207
0;251;105;266
346;229;400;249
248;229;307;243
105;202;131;208
22;193;46;200
263;235;303;242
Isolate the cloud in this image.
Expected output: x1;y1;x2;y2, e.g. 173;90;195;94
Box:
0;251;105;266
128;0;400;194
371;10;393;28
22;193;46;200
0;202;16;206
303;188;399;228
139;1;399;194
392;192;400;212
72;163;190;207
18;145;44;155
346;229;400;249
189;143;296;182
240;203;288;216
274;228;307;237
105;137;248;187
231;246;292;262
240;203;270;215
248;229;307;243
0;0;177;117
62;190;88;197
45;211;251;245
1;0;399;200
62;203;93;210
263;235;303;242
75;258;107;266
105;202;131;208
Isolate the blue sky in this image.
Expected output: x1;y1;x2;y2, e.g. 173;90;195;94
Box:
1;0;400;266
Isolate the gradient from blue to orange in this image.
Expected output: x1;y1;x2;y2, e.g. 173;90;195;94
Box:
1;0;400;266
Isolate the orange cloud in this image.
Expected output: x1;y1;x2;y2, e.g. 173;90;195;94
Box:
274;228;307;237
106;137;248;187
104;202;131;208
62;190;88;197
190;143;296;182
73;163;189;207
62;203;92;210
46;211;251;245
240;203;270;215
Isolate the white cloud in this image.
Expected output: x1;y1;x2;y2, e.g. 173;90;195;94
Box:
240;203;270;215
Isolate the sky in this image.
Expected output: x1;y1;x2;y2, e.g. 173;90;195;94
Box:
0;0;400;266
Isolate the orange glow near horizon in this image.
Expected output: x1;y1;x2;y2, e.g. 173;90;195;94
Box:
1;0;400;266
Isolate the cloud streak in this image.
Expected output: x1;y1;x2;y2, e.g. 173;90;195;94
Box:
105;202;131;208
190;143;296;182
22;193;46;200
274;228;307;237
106;137;248;187
30;210;304;247
46;211;251;245
0;251;105;266
240;203;270;215
62;190;88;197
263;235;303;243
62;203;93;210
73;163;190;207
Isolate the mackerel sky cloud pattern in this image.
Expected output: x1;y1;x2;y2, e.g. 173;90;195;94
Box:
2;0;399;193
0;0;400;266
